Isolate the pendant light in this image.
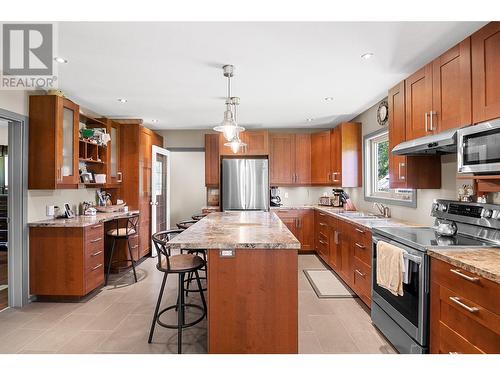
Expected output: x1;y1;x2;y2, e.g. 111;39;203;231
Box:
224;97;246;153
213;65;245;141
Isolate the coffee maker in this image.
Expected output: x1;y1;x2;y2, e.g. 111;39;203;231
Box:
270;187;282;207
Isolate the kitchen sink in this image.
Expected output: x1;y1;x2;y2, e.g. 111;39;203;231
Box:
337;211;384;219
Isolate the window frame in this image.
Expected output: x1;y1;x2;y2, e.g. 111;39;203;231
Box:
363;128;417;208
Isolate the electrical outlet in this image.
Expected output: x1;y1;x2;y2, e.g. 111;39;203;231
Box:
284;192;289;198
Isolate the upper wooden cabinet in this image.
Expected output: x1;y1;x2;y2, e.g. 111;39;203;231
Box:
329;122;362;188
269;133;311;186
311;130;331;185
219;130;269;156
205;134;220;187
388;81;442;189
432;38;472;131
29;95;80;189
405;39;472;141
472;22;500;123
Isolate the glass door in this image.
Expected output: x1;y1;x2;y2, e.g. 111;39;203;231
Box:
151;146;170;257
57;98;79;186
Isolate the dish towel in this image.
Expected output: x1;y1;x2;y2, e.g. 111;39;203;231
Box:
376;241;405;296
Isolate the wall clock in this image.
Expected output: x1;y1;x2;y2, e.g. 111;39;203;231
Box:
377;100;389;126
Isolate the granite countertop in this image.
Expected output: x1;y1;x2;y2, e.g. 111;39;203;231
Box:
272;205;418;229
28;210;140;228
167;211;301;250
427;248;500;284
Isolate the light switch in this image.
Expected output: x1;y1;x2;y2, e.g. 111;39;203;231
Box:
219;249;235;257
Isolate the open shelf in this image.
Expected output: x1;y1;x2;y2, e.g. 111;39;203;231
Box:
79;113;108;128
79;158;106;164
457;174;500;194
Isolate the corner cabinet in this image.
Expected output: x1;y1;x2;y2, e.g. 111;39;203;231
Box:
472;22;500;123
388;81;441;189
275;209;314;253
29;95;80;189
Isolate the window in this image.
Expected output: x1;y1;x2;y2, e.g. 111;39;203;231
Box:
364;129;416;207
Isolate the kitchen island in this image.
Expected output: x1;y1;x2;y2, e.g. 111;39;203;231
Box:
168;211;301;354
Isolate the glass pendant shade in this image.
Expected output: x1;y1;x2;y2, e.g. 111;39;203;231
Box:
213;108;245;141
224;135;247;154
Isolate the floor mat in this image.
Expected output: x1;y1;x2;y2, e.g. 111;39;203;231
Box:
303;269;356;298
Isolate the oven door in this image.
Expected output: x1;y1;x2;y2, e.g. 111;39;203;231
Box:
458;119;500;174
372;235;429;346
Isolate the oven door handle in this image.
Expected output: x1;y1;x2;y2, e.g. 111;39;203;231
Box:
403;252;422;264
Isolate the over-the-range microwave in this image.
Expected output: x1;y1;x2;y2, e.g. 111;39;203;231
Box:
457;118;500;174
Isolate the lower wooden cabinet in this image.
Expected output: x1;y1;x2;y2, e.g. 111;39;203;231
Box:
430;257;500;354
29;224;105;297
275;209;315;253
313;211;373;308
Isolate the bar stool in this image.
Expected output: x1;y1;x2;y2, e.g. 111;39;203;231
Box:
105;213;139;286
191;213;208;221
176;219;198;230
149;229;206;354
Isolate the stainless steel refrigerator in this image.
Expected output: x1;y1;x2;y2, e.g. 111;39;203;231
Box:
221;158;269;211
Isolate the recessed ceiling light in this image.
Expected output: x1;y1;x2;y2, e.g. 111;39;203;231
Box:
306;118;314;122
361;52;374;60
54;57;68;64
324;97;334;101
117;98;127;103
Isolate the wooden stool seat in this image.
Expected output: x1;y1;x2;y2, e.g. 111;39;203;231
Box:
107;227;137;237
161;253;204;272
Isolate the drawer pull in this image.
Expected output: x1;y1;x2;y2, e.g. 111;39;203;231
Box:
355;228;365;234
450;268;480;283
91;225;102;229
319;222;327;226
318;240;327;245
449;352;461;355
355;243;365;249
449;297;479;313
91;263;103;271
91;250;103;257
355;269;366;278
90;237;102;243
131;245;139;249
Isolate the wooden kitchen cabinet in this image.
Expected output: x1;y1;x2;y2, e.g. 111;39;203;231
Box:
314;210;330;262
339;220;353;284
405;64;433;141
205;134;220;187
472;22;500;123
311;131;331;185
329;122;362;188
328;216;341;272
388;81;442;189
269;133;311;186
105;119;122;187
275;209;314;253
29;224;105;297
430;257;500;354
29;95;80;189
405;39;472;141
219;130;269;156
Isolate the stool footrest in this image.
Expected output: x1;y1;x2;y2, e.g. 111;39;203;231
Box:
156;303;206;329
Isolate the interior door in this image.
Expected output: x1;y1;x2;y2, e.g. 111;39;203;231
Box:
151;146;170;257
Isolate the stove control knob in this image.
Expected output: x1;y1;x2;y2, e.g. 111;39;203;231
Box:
481;209;493;218
492;210;500;220
434;203;447;212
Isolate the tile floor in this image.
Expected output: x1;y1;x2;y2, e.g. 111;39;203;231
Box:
0;254;394;354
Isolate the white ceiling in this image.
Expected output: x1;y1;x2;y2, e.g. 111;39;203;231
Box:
57;22;486;129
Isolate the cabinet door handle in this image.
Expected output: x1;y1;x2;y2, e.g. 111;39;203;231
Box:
319;222;327;226
398;162;405;181
90;237;102;243
449;297;479;313
355;243;365;249
297;219;301;229
355;228;365;234
424;112;429;132
429;111;435;131
117;172;123;183
449;269;480;283
131;245;139;249
91;225;102;229
91;250;103;257
91;263;103;271
334;230;339;244
355;269;366;278
318;239;327;245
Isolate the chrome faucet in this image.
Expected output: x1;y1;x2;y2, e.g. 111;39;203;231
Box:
373;202;391;218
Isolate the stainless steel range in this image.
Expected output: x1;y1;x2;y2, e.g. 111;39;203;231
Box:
371;199;500;354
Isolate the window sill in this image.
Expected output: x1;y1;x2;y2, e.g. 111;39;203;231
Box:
364;193;417;208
